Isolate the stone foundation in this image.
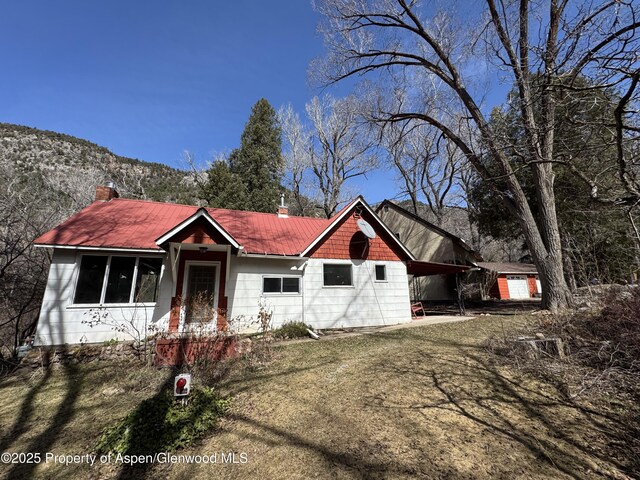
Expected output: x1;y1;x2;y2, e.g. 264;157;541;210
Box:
20;341;155;368
19;336;252;368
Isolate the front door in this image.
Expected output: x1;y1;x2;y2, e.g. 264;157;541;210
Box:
184;263;219;324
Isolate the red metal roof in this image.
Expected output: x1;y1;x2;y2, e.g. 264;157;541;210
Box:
34;199;331;256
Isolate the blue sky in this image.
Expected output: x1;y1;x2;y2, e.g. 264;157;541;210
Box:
1;0;505;205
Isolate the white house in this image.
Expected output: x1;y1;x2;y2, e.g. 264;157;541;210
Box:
32;184;419;345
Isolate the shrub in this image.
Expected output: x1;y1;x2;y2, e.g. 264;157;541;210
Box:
272;321;313;339
554;286;640;373
486;286;640;393
95;386;229;454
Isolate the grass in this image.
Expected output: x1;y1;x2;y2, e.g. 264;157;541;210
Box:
0;315;637;479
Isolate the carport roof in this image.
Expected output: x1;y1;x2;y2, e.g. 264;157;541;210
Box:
476;262;538;275
407;261;471;276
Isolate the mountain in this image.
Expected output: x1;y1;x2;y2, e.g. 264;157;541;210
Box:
0;123;199;205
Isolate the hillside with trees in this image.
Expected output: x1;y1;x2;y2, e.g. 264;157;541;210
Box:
0;123;199;358
0;123;199;205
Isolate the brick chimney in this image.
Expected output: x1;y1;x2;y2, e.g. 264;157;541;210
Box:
95;181;119;202
277;193;288;218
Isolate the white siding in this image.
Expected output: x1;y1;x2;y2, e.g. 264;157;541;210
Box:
34;250;172;345
227;257;411;332
302;259;411;329
227;257;306;332
36;252;413;344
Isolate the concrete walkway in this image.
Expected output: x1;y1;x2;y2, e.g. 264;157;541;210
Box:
379;315;476;331
279;315;476;346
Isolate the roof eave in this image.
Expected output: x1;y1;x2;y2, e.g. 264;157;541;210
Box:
33;244;164;254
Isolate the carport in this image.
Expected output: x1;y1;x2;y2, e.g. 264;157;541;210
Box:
406;261;473;315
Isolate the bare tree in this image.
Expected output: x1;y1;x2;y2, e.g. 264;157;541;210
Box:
280;95;377;218
380;117;464;225
306;95;377;218
0;157;108;358
278;104;315;215
313;0;640;311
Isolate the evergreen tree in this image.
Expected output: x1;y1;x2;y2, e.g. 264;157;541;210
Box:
201;160;249;210
469;78;637;286
229;99;284;213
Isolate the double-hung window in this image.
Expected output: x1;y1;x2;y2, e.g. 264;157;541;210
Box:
74;255;162;304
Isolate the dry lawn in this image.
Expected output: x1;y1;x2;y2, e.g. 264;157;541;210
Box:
0;315;637;479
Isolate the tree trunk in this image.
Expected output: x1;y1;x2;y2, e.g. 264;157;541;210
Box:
561;233;578;292
536;254;573;311
503;176;573;311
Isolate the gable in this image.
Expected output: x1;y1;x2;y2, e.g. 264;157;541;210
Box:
166;216;232;245
155;207;240;249
377;202;482;263
307;209;407;261
378;207;456;262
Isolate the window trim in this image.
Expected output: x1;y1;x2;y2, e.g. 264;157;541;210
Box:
322;263;354;288
374;264;388;283
261;275;302;295
71;253;163;307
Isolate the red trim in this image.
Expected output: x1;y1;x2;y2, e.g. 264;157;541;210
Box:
165;217;230;245
496;277;510;299
168;250;228;332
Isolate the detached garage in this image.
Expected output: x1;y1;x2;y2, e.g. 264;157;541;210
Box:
477;262;541;300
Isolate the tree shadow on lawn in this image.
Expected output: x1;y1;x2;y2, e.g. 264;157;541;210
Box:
2;350;83;479
224;411;471;479
184;345;476;479
215;361;330;398
365;332;639;478
115;368;177;480
0;350;53;455
0;352;178;480
115;359;330;480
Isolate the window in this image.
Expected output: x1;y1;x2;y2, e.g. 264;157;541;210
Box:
375;265;387;281
263;277;282;293
74;255;162;304
105;257;136;303
262;276;300;294
74;256;107;304
323;264;352;286
282;277;300;293
135;258;163;302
